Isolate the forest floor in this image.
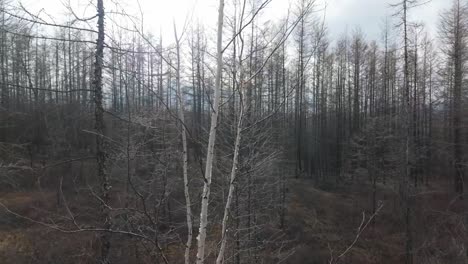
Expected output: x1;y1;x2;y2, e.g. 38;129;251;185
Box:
0;176;465;263
284;177;467;264
284;178;401;264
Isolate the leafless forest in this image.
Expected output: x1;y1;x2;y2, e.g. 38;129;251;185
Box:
0;0;467;263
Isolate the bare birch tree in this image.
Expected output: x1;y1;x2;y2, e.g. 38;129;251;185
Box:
195;0;225;263
173;21;193;264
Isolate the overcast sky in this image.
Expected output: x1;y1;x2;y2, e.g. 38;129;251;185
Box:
18;0;452;44
324;0;450;41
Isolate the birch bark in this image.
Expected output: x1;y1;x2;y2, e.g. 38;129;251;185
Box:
195;0;225;263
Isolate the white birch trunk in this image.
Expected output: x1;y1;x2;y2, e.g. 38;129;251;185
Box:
174;23;193;264
196;0;225;263
215;102;244;264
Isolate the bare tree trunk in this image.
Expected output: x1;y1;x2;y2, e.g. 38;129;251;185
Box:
402;1;413;263
451;0;465;197
196;0;225;263
174;22;193;264
215;104;244;264
216;53;246;262
92;0;110;263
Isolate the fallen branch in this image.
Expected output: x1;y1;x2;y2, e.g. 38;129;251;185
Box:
329;202;384;264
